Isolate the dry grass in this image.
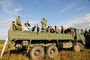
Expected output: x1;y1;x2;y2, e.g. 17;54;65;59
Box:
0;41;90;60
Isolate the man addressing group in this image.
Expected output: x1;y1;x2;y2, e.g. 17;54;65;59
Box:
16;16;22;31
41;18;47;32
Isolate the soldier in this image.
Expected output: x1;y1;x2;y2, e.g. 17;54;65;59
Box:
55;26;61;33
12;21;16;31
41;18;47;32
16;16;22;31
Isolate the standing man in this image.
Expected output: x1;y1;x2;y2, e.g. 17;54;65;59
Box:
16;16;22;31
41;18;47;32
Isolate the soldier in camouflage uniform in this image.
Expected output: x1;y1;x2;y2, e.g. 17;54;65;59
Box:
16;16;22;31
55;26;61;33
41;18;47;32
12;21;16;31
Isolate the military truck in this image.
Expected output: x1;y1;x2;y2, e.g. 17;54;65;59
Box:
8;26;85;59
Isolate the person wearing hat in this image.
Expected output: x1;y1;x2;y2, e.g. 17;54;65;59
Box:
16;16;22;31
41;18;47;32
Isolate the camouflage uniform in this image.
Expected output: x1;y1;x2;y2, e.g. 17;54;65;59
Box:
16;19;22;31
41;19;47;30
55;29;61;33
12;24;16;31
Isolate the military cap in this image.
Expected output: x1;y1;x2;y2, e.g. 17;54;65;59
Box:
12;21;15;23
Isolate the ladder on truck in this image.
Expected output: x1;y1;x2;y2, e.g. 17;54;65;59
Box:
0;39;10;58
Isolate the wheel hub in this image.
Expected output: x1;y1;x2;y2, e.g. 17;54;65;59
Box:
75;45;80;51
50;49;55;54
35;50;40;56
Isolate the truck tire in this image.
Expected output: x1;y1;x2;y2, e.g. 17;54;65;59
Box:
46;45;58;58
74;42;83;52
29;46;44;59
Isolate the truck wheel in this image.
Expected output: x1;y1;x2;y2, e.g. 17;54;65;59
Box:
46;45;58;58
29;46;44;59
74;42;83;52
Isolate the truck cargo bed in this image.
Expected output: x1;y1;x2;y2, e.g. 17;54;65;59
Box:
8;31;74;41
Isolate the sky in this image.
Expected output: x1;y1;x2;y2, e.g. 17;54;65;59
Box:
0;0;90;39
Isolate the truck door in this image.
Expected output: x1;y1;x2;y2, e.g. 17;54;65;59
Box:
75;29;81;40
71;29;80;40
71;29;76;39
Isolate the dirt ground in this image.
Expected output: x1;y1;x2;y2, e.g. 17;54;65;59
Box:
0;41;90;60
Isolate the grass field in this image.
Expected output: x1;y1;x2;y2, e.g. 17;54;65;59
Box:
0;40;90;60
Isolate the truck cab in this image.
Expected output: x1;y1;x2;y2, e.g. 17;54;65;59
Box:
64;28;85;51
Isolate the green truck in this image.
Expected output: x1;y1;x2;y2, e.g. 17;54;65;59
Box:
8;26;86;59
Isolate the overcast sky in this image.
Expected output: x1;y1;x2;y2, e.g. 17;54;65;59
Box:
0;0;90;39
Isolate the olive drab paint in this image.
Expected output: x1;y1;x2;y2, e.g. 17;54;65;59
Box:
55;29;61;33
12;24;16;31
8;27;86;46
41;19;47;29
7;26;86;59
